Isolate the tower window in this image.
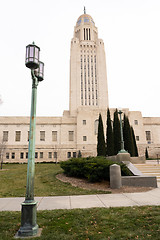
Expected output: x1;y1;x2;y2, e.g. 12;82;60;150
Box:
89;28;91;40
86;28;88;40
84;28;85;40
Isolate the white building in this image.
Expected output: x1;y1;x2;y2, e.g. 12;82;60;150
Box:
0;10;160;162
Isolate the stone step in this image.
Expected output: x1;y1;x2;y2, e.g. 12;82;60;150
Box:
135;164;160;166
139;169;160;173
134;163;160;182
136;167;160;169
140;173;160;176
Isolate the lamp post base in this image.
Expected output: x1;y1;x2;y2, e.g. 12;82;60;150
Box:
118;149;128;154
18;200;38;237
117;152;131;162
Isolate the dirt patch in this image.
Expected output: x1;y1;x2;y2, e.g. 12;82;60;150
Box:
56;173;154;194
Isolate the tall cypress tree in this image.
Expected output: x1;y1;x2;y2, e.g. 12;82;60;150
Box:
131;126;138;157
113;109;121;155
106;108;114;156
123;114;134;156
145;147;149;159
97;113;106;156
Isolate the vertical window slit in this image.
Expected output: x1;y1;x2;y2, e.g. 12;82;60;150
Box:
86;28;88;40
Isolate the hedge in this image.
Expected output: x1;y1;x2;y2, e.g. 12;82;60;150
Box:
60;156;133;182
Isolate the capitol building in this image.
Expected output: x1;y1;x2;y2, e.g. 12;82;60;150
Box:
0;10;160;162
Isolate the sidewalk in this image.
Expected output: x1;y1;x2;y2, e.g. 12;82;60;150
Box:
1;185;160;211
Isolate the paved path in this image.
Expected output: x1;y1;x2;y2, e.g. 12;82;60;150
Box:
1;184;160;211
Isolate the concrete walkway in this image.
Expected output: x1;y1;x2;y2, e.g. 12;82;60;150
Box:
1;184;160;211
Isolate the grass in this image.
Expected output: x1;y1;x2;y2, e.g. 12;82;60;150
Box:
0;163;110;197
0;206;160;239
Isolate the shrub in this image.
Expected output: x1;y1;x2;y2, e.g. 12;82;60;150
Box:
60;157;133;182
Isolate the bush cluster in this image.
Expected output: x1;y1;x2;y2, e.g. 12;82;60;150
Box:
60;157;133;182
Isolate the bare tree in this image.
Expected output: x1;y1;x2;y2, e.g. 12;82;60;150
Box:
0;139;6;170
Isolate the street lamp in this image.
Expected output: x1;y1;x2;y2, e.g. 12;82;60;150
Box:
17;42;44;237
118;109;127;153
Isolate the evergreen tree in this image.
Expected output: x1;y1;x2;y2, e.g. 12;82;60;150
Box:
97;113;106;156
113;109;121;154
106;108;114;156
78;150;82;158
145;148;149;159
123;114;134;156
131;126;139;157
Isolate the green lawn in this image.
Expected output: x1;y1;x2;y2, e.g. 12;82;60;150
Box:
0;163;109;197
0;206;160;239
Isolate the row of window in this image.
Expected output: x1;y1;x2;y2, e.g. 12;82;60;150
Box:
3;130;88;143
134;131;151;142
2;120;150;144
80;45;96;49
3;130;74;142
5;151;76;160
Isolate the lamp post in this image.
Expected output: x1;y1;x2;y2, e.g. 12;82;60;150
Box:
118;109;127;153
18;42;44;237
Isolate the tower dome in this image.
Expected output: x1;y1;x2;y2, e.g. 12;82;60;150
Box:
76;13;95;27
74;8;97;42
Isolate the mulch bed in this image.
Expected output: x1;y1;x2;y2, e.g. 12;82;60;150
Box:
56;173;154;194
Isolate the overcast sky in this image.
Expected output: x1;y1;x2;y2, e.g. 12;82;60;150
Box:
0;0;160;117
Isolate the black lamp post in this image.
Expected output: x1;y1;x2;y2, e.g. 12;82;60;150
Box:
17;42;44;237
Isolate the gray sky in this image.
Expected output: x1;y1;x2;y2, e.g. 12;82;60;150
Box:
0;0;160;117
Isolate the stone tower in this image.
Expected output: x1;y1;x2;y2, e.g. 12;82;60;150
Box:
69;9;109;116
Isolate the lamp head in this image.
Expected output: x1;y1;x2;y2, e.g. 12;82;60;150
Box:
25;42;40;69
34;61;44;81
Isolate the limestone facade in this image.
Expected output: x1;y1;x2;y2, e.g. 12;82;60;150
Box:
1;107;160;162
0;11;160;162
